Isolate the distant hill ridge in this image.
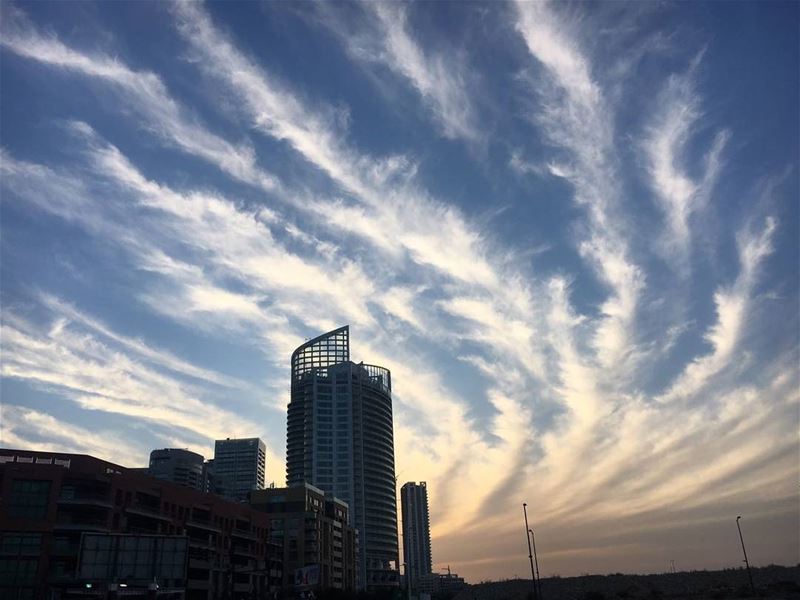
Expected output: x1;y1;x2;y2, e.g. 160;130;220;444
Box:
453;565;800;600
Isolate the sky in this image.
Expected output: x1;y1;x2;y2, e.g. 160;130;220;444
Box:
1;0;798;581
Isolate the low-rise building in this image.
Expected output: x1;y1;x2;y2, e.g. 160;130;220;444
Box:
250;483;357;592
417;572;467;598
0;449;281;600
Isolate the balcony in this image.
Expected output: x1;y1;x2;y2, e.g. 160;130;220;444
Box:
189;556;212;569
232;545;257;558
231;527;258;542
125;504;172;522
188;535;214;549
54;515;109;531
57;492;112;509
186;519;221;533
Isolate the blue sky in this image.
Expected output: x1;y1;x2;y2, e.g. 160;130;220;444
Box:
1;0;798;580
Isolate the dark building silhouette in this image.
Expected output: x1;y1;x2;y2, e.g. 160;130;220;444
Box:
287;326;399;589
212;438;266;502
0;448;281;600
401;481;432;587
417;571;466;596
148;448;206;491
251;483;357;591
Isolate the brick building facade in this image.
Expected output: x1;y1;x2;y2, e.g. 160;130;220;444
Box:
0;449;281;600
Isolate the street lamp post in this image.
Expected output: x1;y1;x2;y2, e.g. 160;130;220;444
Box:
528;529;543;600
736;516;755;595
522;503;538;600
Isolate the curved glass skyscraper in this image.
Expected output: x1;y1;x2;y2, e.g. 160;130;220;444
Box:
287;326;399;589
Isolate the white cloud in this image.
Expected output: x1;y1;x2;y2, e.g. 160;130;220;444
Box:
37;294;246;389
659;217;777;402
514;0;645;376
0;405;140;464
0;14;279;194
171;1;503;289
0;311;263;449
643;60;730;267
343;2;481;142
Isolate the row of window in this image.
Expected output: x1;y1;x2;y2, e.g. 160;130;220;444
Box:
5;480;50;519
0;534;41;557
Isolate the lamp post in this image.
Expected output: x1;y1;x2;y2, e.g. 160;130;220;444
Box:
528;529;543;600
736;516;755;595
522;503;538;600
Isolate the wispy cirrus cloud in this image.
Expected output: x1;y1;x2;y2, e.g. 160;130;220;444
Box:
659;216;777;403
0;310;263;452
1;405;141;462
514;0;644;377
171;1;500;286
0;9;279;194
644;57;730;268
318;2;481;143
37;293;247;389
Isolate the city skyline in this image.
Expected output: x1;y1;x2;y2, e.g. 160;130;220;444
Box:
1;0;798;583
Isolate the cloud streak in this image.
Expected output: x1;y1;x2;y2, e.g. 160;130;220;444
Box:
515;0;645;377
0;10;279;193
321;2;481;142
644;59;730;267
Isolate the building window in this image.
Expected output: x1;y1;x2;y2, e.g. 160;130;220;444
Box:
8;480;50;519
0;534;41;556
0;557;38;585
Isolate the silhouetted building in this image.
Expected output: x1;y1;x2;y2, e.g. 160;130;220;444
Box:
401;481;432;588
149;448;206;491
0;449;281;600
213;438;266;502
251;483;357;591
287;326;399;589
417;571;466;597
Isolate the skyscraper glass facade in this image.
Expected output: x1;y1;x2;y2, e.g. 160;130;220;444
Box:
401;481;432;587
212;437;266;502
287;326;399;589
148;448;205;491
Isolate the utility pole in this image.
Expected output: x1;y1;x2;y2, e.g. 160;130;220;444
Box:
522;503;538;600
528;529;543;600
736;516;756;595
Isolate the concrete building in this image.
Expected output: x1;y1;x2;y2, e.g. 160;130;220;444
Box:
287;326;399;589
401;481;432;588
148;448;206;491
0;449;281;600
212;438;266;502
417;571;466;597
251;483;357;592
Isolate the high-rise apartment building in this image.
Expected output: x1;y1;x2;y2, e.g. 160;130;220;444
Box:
287;326;399;589
401;481;432;587
148;448;206;491
213;437;266;502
